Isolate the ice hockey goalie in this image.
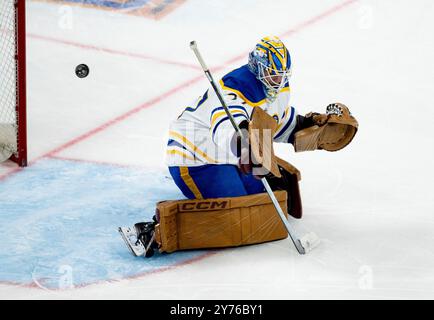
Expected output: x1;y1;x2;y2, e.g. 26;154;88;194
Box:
118;36;358;258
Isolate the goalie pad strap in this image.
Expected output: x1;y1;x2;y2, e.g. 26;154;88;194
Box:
154;191;288;253
276;156;301;181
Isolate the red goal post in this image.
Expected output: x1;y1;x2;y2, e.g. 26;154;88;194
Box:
0;0;27;167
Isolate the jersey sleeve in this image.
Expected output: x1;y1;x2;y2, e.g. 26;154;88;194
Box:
273;106;298;143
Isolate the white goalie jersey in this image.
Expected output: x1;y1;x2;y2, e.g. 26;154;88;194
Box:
166;65;298;167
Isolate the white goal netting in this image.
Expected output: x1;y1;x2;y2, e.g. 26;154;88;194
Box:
0;0;18;162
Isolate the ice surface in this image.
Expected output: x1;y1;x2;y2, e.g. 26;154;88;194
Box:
1;0;434;299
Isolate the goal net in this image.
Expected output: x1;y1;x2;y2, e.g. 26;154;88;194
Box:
0;0;27;166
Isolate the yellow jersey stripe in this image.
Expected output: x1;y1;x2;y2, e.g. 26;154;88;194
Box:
180;167;203;199
169;131;217;164
166;149;196;161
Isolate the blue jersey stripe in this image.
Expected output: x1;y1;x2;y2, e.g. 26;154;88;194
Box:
212;113;249;140
183;89;209;113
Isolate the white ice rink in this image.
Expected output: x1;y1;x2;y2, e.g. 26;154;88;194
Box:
1;0;434;299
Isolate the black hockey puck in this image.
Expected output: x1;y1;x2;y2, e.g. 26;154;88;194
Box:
75;64;89;78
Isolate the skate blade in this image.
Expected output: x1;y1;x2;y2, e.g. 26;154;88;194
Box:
118;227;146;257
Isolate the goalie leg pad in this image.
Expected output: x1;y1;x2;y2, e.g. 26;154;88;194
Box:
154;191;288;253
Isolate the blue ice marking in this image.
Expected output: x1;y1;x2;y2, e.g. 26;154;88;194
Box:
0;159;210;289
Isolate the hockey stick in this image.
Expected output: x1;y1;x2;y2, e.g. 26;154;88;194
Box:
190;41;318;255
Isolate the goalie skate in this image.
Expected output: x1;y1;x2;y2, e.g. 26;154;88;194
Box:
118;226;146;257
118;220;158;258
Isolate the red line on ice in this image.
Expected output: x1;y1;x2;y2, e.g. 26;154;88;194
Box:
47;154;151;170
221;0;359;66
27;33;201;71
41;73;204;158
0;167;22;182
73;250;221;290
0;250;220;291
280;0;359;38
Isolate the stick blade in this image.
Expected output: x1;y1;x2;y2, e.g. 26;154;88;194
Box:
300;232;321;253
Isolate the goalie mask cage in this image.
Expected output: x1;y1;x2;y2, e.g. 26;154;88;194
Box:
0;0;27;167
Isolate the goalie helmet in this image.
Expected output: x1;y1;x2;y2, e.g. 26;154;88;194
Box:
248;36;292;101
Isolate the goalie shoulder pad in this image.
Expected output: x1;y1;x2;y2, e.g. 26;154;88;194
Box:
294;103;358;152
